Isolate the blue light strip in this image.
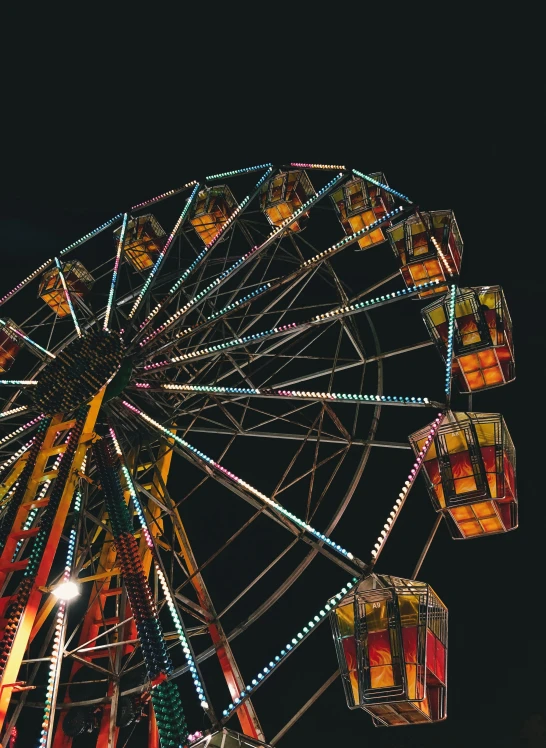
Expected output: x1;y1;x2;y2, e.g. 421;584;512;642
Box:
445;284;457;398
128;184;200;320
0;380;38;385
104;213;128;331
221;578;359;718
0;320;55;360
352;169;412;204
206;163;273;180
59;215;125;256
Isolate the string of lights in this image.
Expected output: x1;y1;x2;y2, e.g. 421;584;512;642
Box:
108;428;211;711
370;414;444;563
134;382;438;408
103;213;128;331
221;577;359;719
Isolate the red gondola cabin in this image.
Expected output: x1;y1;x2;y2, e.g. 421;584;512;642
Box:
409;411;517;539
0;319;23;374
331;574;447;727
422;286;515;392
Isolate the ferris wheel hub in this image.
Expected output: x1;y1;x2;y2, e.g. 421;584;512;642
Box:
32;328;124;414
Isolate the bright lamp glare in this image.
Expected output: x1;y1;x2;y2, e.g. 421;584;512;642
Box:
52;581;80;601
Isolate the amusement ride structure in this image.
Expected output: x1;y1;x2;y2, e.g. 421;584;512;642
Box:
0;163;516;746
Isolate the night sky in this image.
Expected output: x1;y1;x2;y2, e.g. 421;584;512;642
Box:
1;29;543;748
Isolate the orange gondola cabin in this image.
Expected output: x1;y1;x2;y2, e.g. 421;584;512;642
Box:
0;319;23;373
113;214;166;272
330;173;395;249
260;170;315;232
409;411;517;539
331;575;447;727
387;210;462;297
422;286;515;392
38;261;94;317
190;185;238;245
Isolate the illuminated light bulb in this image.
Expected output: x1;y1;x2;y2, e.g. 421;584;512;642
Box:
52;581;79;601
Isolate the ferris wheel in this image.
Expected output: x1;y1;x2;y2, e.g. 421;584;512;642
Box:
0;163;516;747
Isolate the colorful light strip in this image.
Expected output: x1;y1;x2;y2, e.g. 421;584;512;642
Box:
142;280;442;370
122;402;356;562
54;258;81;337
139;169;273;333
0;380;37;386
206;163;273;180
445;285;457;398
221;577;358;718
0;215;124;308
59;215;124;257
370;414;444;563
0;415;44;448
290;163;346;170
12;445;66;562
0;405;28;419
128;184;200;320
139;173;345;347
0;438;34;473
38;487;82;747
104;213;128;331
0;320;55;360
139;382;435;407
0;259;54;307
109;428;210;710
174;283;272;341
130;181;198;212
352;169;412;204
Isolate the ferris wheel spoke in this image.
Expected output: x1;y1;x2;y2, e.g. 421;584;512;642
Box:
0;215;125;308
130;180;199;212
173;427;408;449
133;167;274;342
270;669;340;745
352;168;413;205
103;213;128;331
122;400;365;571
137;172;347;351
127;184;200;322
135;381;440;408
216;538;299;621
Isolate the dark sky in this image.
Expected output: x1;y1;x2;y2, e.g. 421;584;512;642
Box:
1;25;543;748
